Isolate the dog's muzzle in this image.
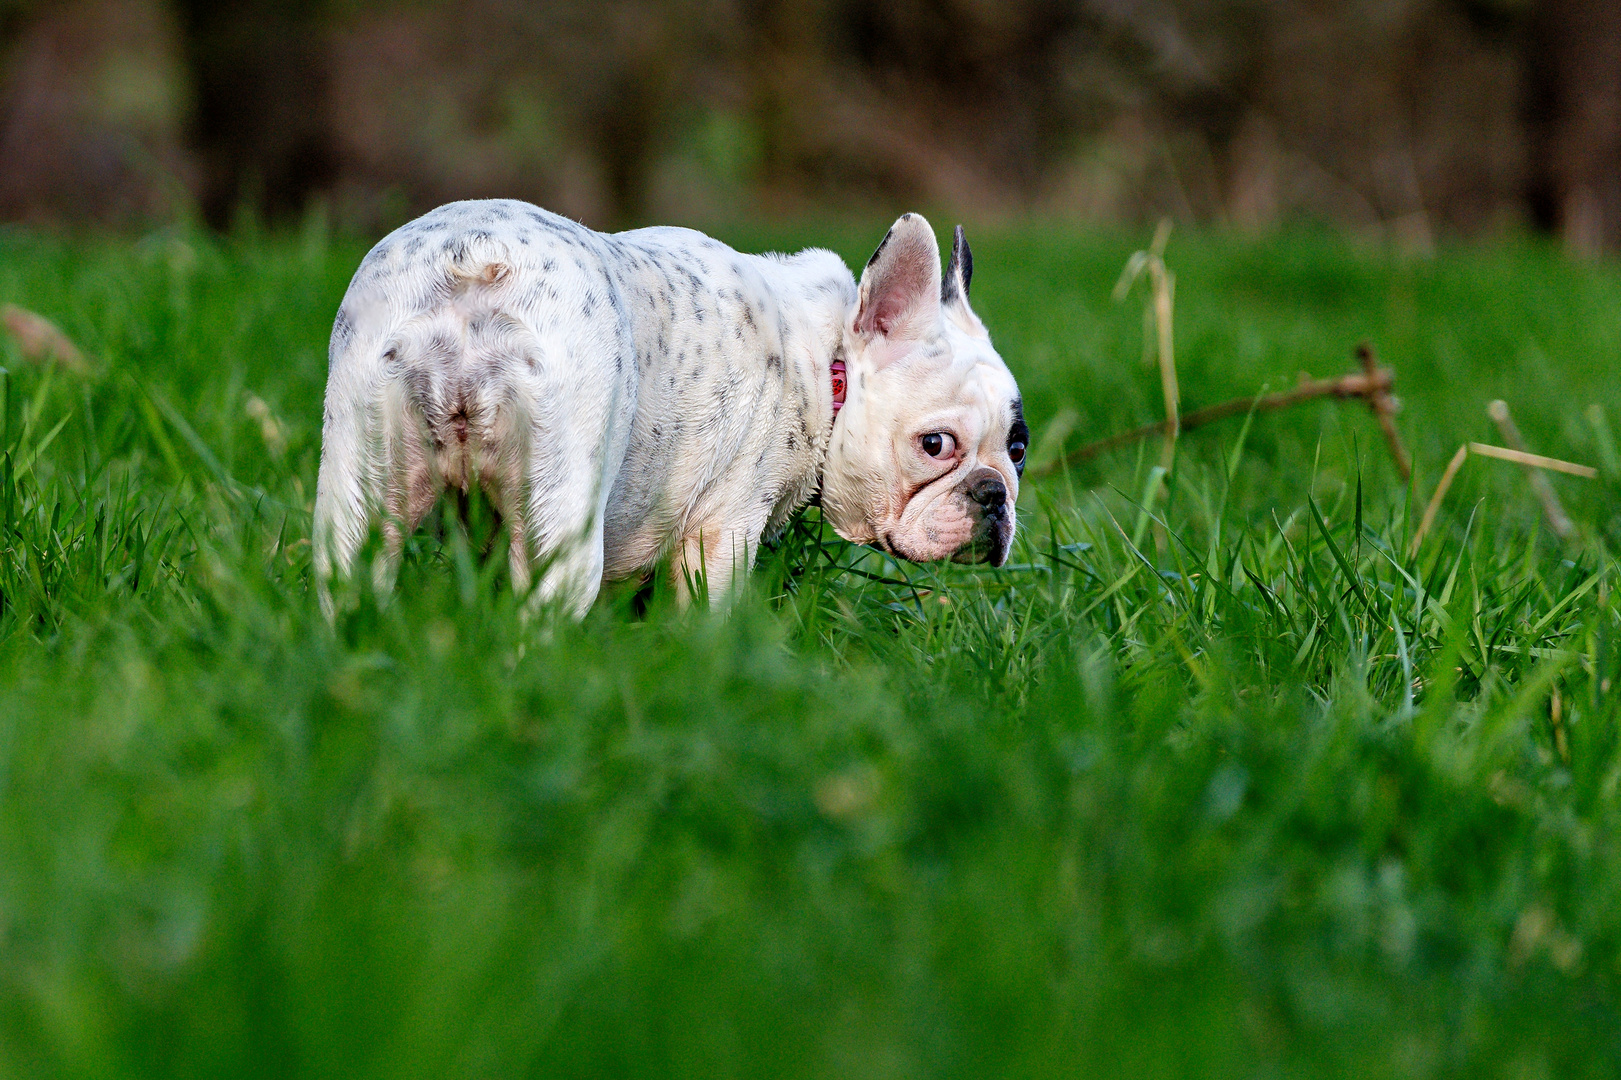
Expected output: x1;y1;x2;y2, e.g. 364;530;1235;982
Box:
951;471;1013;566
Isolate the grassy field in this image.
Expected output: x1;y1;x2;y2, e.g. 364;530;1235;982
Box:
1;215;1619;1078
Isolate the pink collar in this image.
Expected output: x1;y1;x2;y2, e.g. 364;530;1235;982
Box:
831;359;846;415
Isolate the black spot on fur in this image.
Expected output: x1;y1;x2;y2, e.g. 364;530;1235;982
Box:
942;225;973;304
330;308;354;364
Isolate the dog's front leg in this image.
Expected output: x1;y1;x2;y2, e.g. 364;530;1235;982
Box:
672;524;760;609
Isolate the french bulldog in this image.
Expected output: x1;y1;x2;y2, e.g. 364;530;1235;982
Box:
313;201;1027;617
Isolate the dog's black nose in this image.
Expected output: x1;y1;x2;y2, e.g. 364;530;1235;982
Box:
968;475;1007;513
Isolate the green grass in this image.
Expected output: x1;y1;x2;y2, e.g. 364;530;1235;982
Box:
2;216;1620;1077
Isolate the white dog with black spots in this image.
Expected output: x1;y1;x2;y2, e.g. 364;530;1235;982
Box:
314;201;1027;617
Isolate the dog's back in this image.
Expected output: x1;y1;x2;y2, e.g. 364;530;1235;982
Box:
314;199;855;616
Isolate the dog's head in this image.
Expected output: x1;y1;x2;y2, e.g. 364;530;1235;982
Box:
821;213;1027;566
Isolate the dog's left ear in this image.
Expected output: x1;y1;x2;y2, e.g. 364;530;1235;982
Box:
855;213;943;347
941;225;987;337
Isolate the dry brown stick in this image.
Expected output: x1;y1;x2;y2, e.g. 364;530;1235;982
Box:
1488;399;1574;539
1357;342;1411;481
1408;443;1470;559
1033;360;1400;479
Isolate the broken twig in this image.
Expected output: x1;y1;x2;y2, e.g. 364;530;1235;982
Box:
1034;347;1405;480
1358;342;1411;481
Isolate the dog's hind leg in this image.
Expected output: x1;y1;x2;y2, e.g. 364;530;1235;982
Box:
373;377;439;595
314;368;438;617
512;378;633;620
313;385;372;620
473;390;535;597
467;310;634;620
516;423;610;620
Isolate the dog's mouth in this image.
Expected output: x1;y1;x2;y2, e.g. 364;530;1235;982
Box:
950;521;1010;566
879;531;930;564
878;515;1011;567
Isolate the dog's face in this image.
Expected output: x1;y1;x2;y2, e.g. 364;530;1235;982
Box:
821;214;1027;566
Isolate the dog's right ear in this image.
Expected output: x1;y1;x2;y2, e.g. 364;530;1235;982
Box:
854;213;942;347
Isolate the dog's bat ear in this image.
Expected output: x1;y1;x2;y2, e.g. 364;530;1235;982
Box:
855;213;942;343
940;224;989;337
942;225;972;305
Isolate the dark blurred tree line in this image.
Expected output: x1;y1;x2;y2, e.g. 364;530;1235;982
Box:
0;0;1618;250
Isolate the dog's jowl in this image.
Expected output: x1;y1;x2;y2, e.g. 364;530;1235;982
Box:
313;201;1026;616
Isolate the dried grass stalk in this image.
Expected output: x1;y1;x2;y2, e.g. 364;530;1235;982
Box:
1467;443;1598;479
1407;434;1596;559
1409;443;1471;559
1;304;90;373
1487;400;1575;538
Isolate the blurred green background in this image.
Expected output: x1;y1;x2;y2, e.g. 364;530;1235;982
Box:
1;0;1619;251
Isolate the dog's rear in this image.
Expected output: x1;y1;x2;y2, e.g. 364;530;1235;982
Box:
314;204;630;618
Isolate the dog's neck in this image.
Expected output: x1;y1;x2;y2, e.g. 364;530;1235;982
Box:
767;247;858;428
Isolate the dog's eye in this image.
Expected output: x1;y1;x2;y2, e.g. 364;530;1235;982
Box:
919;432;956;459
1008;441;1026;465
